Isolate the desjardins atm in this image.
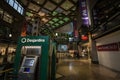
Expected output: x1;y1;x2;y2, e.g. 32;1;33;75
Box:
13;36;56;80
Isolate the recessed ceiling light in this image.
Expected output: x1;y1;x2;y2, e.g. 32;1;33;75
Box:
37;1;40;4
38;11;45;16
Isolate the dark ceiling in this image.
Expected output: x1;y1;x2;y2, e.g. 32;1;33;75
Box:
1;0;119;43
18;0;78;35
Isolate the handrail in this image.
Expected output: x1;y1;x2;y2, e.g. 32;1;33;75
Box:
0;68;14;74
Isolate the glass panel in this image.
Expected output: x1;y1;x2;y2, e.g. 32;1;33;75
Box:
18;5;21;13
52;18;59;22
59;21;64;24
9;0;14;7
5;0;24;15
61;0;74;10
55;23;59;26
20;7;24;15
64;17;70;22
13;1;18;10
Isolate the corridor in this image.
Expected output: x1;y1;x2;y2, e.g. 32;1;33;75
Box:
56;59;120;80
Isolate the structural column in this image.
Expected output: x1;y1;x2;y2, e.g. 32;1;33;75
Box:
89;33;99;64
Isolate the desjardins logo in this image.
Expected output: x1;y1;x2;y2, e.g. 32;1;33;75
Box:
21;38;45;43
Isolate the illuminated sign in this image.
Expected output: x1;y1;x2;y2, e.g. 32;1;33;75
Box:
81;35;88;40
79;0;89;26
21;38;45;43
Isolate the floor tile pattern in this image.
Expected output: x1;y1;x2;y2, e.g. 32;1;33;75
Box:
56;59;120;80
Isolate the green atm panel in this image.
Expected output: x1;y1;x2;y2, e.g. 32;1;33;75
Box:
13;36;55;80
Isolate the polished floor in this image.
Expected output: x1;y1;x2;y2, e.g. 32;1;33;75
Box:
56;58;120;80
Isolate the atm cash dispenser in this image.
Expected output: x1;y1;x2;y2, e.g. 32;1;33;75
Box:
13;36;56;80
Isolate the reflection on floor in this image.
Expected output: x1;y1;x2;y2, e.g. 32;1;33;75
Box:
56;73;64;79
56;58;120;80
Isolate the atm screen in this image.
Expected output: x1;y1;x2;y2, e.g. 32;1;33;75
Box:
24;68;30;72
23;59;35;67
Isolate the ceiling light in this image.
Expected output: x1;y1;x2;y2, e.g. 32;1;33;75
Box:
41;18;48;23
38;11;45;16
55;33;58;36
37;1;40;4
9;34;12;37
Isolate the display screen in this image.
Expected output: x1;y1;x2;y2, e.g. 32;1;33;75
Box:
57;44;68;52
23;59;35;67
24;68;30;72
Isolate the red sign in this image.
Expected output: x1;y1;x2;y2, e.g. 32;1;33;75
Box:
81;35;88;40
97;43;119;51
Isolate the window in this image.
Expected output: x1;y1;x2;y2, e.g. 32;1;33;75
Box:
18;5;21;13
13;0;18;10
5;0;24;15
20;7;24;15
9;0;14;7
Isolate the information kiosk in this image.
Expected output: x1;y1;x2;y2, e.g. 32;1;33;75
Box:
13;36;56;80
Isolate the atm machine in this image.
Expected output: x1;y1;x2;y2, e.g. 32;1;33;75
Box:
13;36;56;80
18;56;38;80
18;46;41;80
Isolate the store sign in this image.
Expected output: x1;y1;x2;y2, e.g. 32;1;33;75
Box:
81;35;88;40
21;38;45;43
79;0;89;26
97;42;119;51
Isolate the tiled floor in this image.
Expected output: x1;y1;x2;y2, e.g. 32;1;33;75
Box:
56;58;120;80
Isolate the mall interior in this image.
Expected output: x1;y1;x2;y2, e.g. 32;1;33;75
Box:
0;0;120;80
